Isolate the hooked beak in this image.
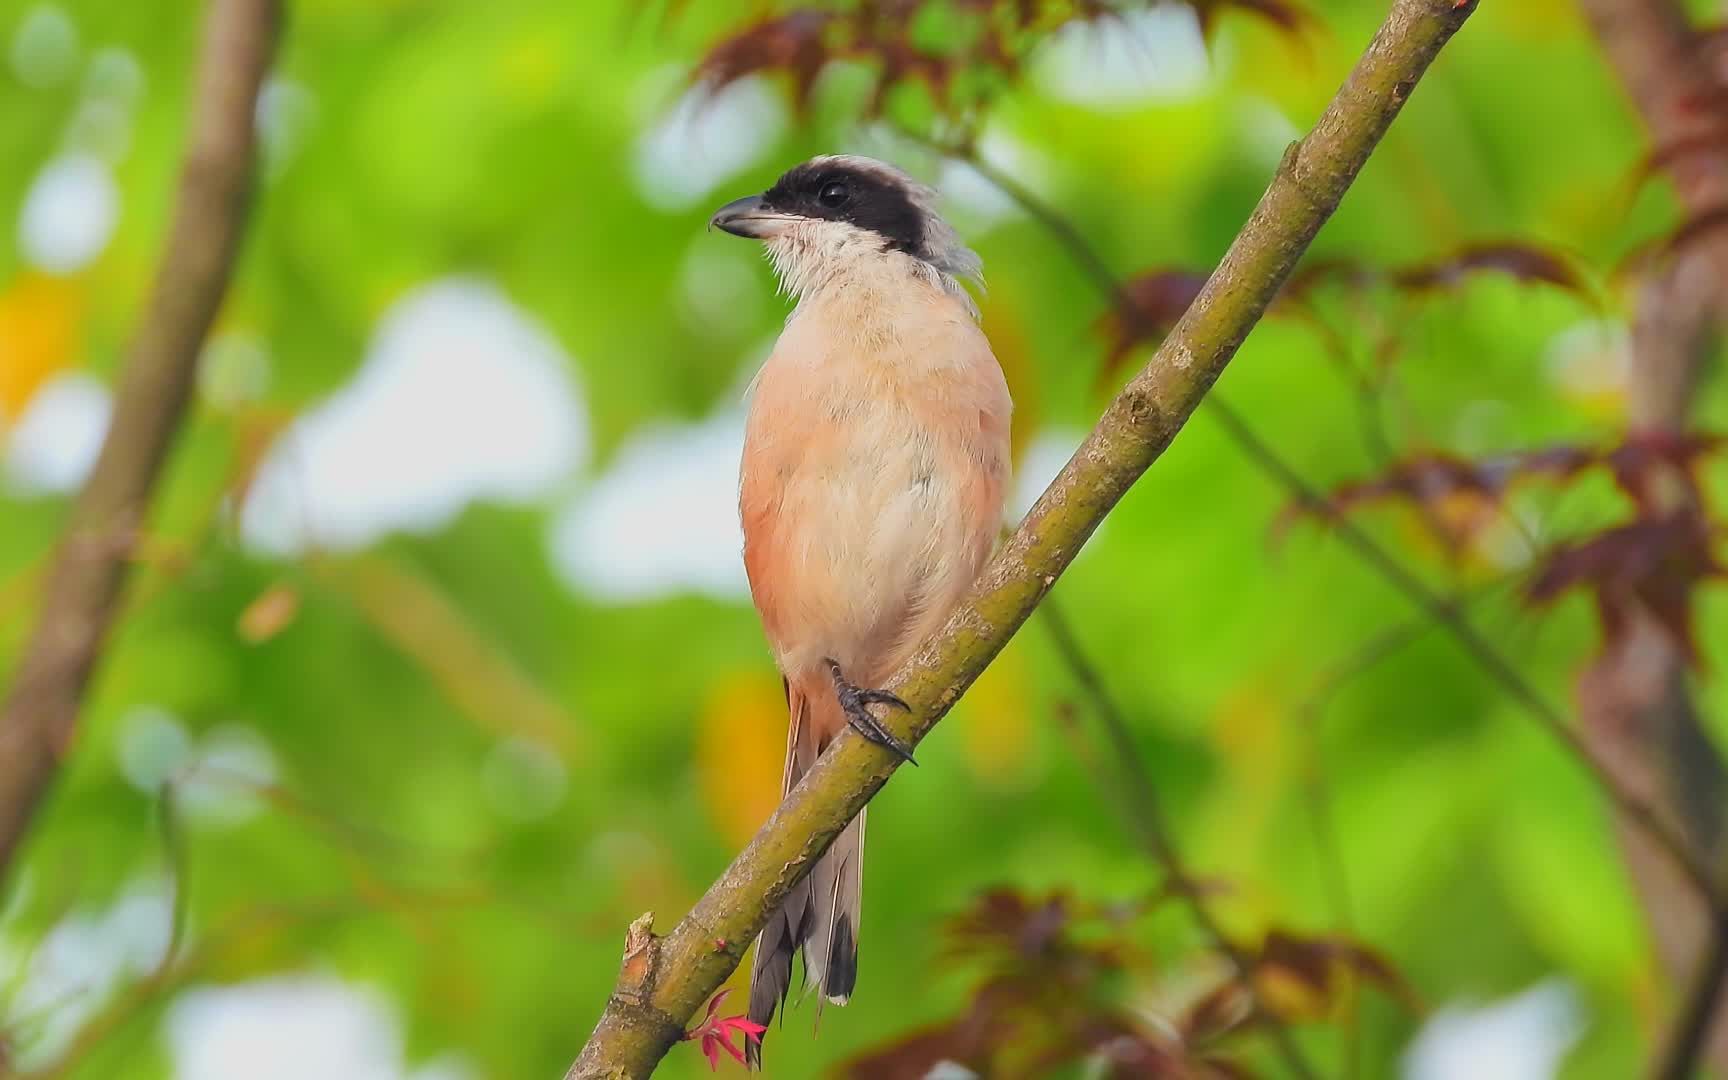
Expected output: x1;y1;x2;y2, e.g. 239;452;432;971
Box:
709;195;795;239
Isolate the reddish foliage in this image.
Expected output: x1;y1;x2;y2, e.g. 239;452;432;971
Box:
1528;435;1723;663
1284;243;1589;306
681;988;766;1071
1193;0;1314;38
694;11;840;110
693;0;1312;116
1182;981;1253;1044
843;888;1411;1078
1180;930;1417;1044
1293;432;1726;664
1101;270;1210;369
1254;930;1420;1012
1529;514;1721;664
1276;446;1596;553
1389;243;1588;297
1101;243;1586;380
844;888;1233;1077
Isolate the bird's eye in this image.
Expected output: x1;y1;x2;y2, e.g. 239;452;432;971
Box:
817;181;850;208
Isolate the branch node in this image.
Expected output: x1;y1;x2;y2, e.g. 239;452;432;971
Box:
616;911;661;1002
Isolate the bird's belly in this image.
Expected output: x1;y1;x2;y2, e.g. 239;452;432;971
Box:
743;399;994;682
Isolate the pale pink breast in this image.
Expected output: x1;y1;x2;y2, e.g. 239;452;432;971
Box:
740;288;1011;689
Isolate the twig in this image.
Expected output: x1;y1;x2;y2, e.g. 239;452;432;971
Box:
0;0;280;875
1297;612;1431;1079
1039;599;1319;1080
156;784;190;972
1291;595;1484;1080
566;3;1477;1075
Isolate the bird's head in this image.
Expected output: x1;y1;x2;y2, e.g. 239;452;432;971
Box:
710;155;980;305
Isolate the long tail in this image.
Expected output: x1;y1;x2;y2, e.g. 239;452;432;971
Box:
746;678;864;1066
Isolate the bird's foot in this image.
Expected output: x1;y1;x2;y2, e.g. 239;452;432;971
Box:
824;659;917;766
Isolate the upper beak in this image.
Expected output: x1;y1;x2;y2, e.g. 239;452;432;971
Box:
709;194;793;239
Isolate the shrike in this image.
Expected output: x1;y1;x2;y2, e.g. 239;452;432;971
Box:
711;155;1013;1059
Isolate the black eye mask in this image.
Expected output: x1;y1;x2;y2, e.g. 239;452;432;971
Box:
761;162;926;258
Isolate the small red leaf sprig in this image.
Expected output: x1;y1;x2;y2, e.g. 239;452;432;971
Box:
682;988;767;1071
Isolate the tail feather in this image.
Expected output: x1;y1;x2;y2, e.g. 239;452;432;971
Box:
806;813;863;1004
746;680;865;1067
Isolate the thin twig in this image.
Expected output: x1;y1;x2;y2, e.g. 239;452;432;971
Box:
155;783;190;971
0;0;281;876
1290;590;1491;1080
568;4;1478;1074
1039;599;1319;1080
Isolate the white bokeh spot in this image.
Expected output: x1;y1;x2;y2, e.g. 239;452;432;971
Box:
550;405;749;603
241;277;589;555
19;152;118;273
10;4;78;89
167;975;477;1080
1035;4;1210;108
633;75;786;211
0;881;172;1069
3;371;112;495
1011;428;1089;520
1403;980;1583;1080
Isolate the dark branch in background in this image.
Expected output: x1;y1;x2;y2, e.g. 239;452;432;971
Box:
1577;0;1728;1069
566;2;1476;1074
0;0;281;876
1039;599;1319;1080
1656;914;1728;1080
904;105;1719;903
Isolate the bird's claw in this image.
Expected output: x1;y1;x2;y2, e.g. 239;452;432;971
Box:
825;659;918;766
856;688;910;712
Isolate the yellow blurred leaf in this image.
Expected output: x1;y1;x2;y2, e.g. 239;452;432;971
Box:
1212;681;1285;784
697;671;785;845
1255;962;1333;1022
1504;0;1580;37
1209;679;1288;860
981;292;1040;466
0;273;80;419
498;32;563;102
238;582;301;643
962;638;1035;787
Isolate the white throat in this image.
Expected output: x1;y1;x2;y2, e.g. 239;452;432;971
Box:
764;219;979;320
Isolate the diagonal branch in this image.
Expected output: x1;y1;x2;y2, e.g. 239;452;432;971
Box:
565;1;1477;1074
0;0;281;875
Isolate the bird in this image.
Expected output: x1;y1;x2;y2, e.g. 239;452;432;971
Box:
711;155;1013;1063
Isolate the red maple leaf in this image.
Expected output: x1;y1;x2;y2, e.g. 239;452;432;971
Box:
682;988;766;1071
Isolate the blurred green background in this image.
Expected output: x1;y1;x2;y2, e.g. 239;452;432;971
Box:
2;0;1723;1076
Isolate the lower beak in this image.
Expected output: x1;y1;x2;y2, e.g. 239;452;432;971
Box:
710;195;795;239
